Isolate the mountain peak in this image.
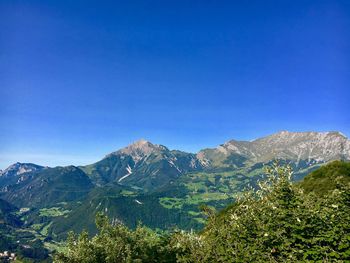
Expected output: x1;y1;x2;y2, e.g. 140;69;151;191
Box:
124;139;158;151
0;162;44;178
277;130;290;134
131;139;152;147
109;139;168;162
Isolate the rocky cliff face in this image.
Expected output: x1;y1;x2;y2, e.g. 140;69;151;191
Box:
198;131;350;168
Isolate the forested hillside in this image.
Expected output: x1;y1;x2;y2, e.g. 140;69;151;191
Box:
56;161;350;262
299;160;350;195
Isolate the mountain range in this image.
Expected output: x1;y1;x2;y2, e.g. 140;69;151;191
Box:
2;131;349;190
0;131;349;242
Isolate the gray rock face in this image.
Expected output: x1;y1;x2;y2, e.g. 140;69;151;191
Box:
197;131;350;167
0;162;44;177
0;163;44;188
113;139;169;163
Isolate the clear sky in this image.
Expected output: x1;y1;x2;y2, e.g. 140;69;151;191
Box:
1;0;349;169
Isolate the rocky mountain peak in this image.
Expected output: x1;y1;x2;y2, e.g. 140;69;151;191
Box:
129;139;153;149
113;139;168;162
0;162;44;177
198;131;350;167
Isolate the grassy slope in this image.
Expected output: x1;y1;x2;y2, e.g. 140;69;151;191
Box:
299;160;350;195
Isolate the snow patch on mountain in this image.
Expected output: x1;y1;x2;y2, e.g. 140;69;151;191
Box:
118;164;133;182
135;199;143;205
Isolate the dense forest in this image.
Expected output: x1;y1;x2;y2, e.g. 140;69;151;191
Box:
55;161;350;262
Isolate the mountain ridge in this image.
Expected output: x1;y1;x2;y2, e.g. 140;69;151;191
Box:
1;131;349;171
0;130;349;241
1;131;349;195
197;131;350;169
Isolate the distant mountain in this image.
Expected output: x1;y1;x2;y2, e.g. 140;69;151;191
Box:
1;166;93;208
2;131;348;194
0;162;44;177
198;131;350;169
81;139;205;190
81;132;350;190
1;131;349;206
0;131;349;241
0;162;44;188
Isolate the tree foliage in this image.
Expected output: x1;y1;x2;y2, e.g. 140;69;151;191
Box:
55;162;350;262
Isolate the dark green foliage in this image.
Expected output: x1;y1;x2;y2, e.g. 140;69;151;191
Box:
56;163;350;262
55;213;177;263
0;198;22;227
300;160;350;195
0;198;51;261
50;186;203;239
16;239;50;262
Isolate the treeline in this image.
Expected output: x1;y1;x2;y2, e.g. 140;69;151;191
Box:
50;191;203;240
55;162;350;262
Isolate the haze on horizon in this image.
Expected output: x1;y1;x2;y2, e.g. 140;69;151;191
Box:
1;0;349;169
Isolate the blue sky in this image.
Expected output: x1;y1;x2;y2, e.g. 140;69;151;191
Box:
1;0;349;169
